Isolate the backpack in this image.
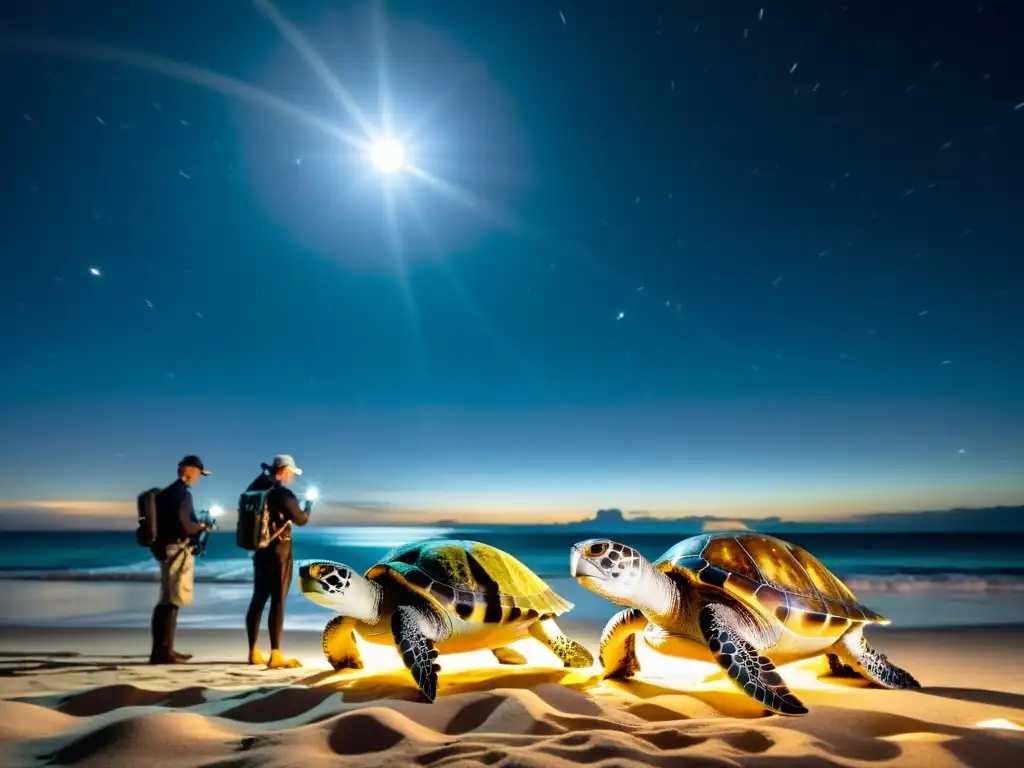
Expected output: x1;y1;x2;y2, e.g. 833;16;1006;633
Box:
135;488;160;548
236;487;289;551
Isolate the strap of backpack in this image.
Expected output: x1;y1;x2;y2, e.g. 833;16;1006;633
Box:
266;520;292;544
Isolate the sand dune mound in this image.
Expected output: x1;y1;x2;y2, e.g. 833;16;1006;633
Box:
3;674;1023;768
2;628;1024;767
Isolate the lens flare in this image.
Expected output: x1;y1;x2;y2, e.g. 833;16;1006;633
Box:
370;138;405;173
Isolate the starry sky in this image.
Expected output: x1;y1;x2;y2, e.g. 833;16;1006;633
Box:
1;0;1022;528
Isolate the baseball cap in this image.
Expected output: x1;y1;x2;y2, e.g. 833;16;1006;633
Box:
271;454;303;475
179;455;211;475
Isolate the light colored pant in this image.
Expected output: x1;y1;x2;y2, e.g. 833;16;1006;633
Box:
158;540;195;607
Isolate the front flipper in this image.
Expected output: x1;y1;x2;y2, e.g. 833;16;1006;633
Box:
700;603;808;717
322;616;364;671
391;605;443;702
830;625;920;689
598;608;647;679
528;618;594;668
492;646;528;665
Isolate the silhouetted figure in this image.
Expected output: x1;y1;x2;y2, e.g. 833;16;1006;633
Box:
150;455;210;664
242;454;312;668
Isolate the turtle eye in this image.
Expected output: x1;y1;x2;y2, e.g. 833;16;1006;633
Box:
308;564;323;579
588;542;609;557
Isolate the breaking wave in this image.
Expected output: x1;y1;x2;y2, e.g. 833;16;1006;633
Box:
2;561;1024;593
843;573;1024;594
0;558;257;584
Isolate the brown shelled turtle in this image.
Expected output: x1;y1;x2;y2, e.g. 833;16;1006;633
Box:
571;532;919;716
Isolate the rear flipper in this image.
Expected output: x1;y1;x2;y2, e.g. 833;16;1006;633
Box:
599;608;647;679
830;625;920;689
700;603;808;717
826;652;865;679
492;646;528;665
529;618;594;668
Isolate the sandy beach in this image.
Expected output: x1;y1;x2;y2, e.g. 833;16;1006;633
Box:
0;622;1022;767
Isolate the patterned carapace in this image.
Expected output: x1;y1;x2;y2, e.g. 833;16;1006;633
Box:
657;533;888;639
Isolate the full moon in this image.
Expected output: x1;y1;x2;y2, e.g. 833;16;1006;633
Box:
369;138;405;174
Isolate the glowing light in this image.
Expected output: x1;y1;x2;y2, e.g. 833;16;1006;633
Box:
370;138;405;174
209;505;224;518
89;267;100;276
976;718;1024;731
306;488;319;501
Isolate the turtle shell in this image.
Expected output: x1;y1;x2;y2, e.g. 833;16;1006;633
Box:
656;532;888;639
365;539;572;624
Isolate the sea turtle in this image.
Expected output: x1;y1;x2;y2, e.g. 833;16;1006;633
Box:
570;532;920;716
298;538;594;701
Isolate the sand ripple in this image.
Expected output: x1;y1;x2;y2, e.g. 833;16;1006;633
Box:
1;630;1023;768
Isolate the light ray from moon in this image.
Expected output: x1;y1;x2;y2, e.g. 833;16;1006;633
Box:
405;165;517;230
0;34;366;151
369;0;396;138
253;0;377;140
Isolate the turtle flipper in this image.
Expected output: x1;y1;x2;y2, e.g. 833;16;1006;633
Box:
598;608;647;679
528;618;594;668
492;646;528;665
391;606;442;702
700;603;808;717
826;652;861;679
830;625;920;689
322;616;364;671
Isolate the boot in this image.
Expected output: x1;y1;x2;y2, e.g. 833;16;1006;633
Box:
167;606;192;662
149;605;182;664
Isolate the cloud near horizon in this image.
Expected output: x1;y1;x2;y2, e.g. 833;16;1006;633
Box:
1;497;1022;531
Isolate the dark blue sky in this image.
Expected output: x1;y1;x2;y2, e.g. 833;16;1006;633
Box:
1;0;1022;526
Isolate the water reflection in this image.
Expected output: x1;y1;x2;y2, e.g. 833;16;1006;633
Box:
306;526;454;549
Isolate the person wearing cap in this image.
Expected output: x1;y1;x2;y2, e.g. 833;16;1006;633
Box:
243;454;312;668
149;455;211;664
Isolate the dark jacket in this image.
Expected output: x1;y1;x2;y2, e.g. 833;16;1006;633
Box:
155;479;202;545
245;474;309;547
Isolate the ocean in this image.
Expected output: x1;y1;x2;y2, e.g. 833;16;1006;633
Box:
1;527;1023;632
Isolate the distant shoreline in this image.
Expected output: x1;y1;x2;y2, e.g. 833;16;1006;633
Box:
2;523;1024;533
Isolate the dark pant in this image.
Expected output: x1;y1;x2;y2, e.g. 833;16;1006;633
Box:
150;603;181;661
245;543;293;651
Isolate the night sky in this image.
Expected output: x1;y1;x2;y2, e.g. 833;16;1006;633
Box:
1;1;1022;527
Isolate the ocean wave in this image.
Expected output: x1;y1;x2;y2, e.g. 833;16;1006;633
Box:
843;573;1024;594
0;558;258;584
2;560;1024;593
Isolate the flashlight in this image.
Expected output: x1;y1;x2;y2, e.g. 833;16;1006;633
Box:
306;488;319;502
210;505;225;518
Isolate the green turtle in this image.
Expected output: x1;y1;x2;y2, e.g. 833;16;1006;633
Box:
298;538;594;701
570;532;920;716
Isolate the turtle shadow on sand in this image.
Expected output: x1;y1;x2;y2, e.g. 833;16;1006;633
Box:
301;664;604;705
917;686;1024;710
599;677;773;719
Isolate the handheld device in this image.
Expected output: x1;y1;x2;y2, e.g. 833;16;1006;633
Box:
190;505;224;557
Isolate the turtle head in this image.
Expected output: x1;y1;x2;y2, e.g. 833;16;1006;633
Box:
570;539;648;605
298;560;381;622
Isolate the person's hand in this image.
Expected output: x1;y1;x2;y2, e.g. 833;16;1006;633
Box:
303;500;313;514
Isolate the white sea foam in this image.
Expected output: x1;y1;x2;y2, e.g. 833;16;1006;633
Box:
3;562;1024;594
